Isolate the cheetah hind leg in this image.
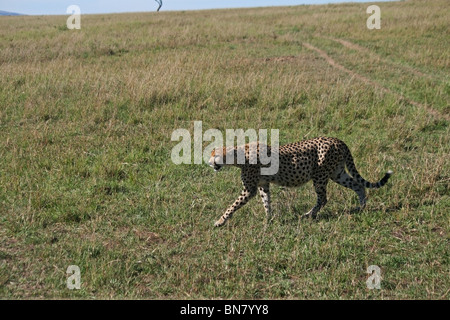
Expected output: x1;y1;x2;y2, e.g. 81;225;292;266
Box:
303;178;328;219
332;168;367;212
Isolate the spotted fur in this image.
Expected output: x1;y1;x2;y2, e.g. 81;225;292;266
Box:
208;137;392;227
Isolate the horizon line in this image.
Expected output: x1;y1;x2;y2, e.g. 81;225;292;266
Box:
0;0;398;16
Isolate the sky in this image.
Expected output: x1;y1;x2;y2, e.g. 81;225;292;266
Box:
0;0;395;15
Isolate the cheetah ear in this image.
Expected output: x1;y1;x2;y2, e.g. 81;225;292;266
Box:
211;147;225;157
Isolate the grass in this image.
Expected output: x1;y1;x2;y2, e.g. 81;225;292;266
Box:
0;0;448;299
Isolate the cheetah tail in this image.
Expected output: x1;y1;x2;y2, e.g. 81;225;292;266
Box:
366;170;393;189
345;152;393;189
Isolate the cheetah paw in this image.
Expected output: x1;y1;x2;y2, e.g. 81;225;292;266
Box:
214;219;225;227
302;212;317;219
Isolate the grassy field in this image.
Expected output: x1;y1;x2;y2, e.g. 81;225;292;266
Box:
0;0;448;299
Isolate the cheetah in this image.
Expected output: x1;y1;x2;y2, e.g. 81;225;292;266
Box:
208;137;392;227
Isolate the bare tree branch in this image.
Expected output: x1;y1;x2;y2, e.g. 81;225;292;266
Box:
155;0;162;12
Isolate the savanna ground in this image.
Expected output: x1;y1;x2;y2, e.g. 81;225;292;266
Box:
0;0;448;299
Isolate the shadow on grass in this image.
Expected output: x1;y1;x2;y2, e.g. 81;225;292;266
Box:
272;202;404;225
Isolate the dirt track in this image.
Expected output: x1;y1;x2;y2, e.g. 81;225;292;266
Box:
303;42;449;121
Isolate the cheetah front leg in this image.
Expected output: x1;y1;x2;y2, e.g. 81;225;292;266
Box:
258;183;271;221
214;185;257;227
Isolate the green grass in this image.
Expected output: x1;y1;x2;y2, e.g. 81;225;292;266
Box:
0;0;448;299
